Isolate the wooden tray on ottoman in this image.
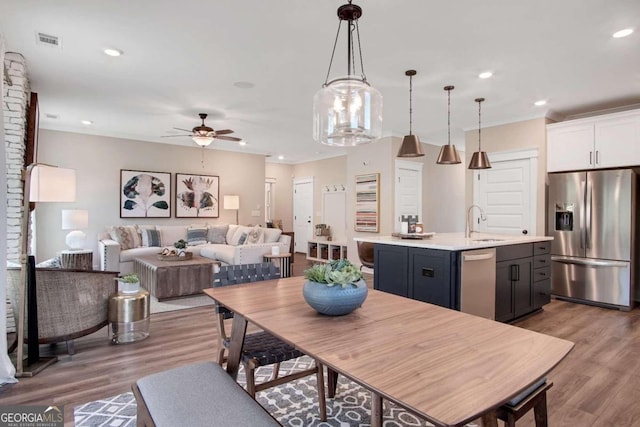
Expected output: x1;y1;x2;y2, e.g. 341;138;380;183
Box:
134;255;219;301
156;252;193;261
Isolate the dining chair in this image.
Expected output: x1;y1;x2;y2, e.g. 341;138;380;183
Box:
357;241;375;270
213;262;327;421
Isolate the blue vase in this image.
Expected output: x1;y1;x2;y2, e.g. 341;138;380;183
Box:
302;279;368;316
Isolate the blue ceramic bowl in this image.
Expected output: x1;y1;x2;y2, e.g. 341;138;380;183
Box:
302;279;368;316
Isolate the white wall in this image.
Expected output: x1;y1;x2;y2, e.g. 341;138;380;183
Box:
35;130;267;266
265;162;294;231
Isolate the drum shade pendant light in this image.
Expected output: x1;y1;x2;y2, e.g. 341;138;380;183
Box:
436;85;461;164
468;97;491;169
313;0;383;147
397;70;424;158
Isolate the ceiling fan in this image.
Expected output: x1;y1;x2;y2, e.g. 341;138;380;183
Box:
163;113;242;147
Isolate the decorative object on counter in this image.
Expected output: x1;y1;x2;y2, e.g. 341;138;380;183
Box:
120;169;171;218
61;209;89;249
355;173;380;232
397;70;425;158
117;273;140;294
313;0;382;147
391;231;436;240
175;173;219;218
468;98;492;170
302;259;368;316
223;195;240;225
437;85;462;164
314;224;331;241
401;214;419;233
415;223;424;233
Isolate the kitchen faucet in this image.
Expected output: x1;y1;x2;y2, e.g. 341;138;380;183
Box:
465;204;487;238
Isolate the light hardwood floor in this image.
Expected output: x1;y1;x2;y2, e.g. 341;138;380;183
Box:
2;254;639;426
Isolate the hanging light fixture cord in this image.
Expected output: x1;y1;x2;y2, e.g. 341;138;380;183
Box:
354;20;366;81
447;89;451;145
408;73;413;135
323;21;343;86
477;98;482;151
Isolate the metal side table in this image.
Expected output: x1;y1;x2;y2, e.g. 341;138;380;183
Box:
108;290;150;344
263;252;292;278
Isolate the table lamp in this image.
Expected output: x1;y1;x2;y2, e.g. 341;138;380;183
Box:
224;195;240;225
61;209;89;250
17;163;76;377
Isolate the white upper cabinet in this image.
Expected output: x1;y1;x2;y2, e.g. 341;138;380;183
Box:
547;109;640;172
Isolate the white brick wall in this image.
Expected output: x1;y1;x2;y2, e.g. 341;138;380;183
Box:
3;52;30;263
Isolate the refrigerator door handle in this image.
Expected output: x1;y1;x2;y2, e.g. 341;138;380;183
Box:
579;179;586;249
551;256;628;268
585;179;592;249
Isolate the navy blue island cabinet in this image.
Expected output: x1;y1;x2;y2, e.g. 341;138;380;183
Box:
373;244;460;310
372;241;551;322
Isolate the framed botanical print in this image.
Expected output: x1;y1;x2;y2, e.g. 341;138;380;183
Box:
355;173;380;232
175;173;220;218
120;169;171;218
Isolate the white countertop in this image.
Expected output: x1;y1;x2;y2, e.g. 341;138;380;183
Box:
354;232;553;251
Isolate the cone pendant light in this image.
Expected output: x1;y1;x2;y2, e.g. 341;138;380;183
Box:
397;70;424;157
468;97;491;169
436;85;462;164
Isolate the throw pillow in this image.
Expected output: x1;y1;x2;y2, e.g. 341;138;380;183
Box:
227;225;250;246
141;229;162;247
237;232;248;245
207;224;229;244
263;228;282;243
110;225;141;250
244;226;264;245
187;227;208;246
36;256;62;269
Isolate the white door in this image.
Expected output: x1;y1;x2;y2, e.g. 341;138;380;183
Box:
473;151;536;236
394;160;423;232
293;178;313;253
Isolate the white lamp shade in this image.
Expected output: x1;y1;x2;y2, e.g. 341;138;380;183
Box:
62;209;89;230
313;76;383;146
224;195;240;210
30;165;76;202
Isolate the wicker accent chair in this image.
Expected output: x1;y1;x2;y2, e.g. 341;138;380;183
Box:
213;263;327;421
6;267;118;355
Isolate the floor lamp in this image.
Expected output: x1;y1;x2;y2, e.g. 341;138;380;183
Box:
224;195;240;225
16;164;76;377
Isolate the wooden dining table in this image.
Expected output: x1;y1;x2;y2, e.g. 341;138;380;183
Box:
203;277;573;427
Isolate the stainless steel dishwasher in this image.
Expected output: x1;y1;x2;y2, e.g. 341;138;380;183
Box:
460;248;496;320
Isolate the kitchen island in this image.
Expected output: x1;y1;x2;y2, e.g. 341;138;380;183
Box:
355;233;553;322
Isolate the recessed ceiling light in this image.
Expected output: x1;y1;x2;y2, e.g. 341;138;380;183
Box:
278;155;284;160
534;100;547;106
81;120;93;125
238;140;247;146
233;81;255;89
478;71;493;79
613;28;633;38
104;48;123;57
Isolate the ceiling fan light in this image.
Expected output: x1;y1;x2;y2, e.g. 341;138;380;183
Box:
436;144;461;164
468;151;491;169
192;135;214;146
397;134;424;157
313;77;382;146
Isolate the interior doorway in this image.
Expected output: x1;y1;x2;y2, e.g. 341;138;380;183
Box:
293;177;313;253
472;149;538;235
394;160;423;232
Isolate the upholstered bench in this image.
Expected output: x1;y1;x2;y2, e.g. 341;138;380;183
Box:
132;361;280;426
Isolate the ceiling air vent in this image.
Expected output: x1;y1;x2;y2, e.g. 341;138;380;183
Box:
36;32;61;48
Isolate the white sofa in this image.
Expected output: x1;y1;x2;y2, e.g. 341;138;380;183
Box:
98;224;290;274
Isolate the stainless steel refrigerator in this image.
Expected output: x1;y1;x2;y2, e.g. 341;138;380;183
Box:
547;168;638;310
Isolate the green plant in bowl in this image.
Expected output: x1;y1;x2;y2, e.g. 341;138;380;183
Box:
118;273;139;283
304;259;364;288
174;239;188;250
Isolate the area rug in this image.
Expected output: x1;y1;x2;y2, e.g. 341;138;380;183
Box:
149;294;214;314
74;356;478;427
